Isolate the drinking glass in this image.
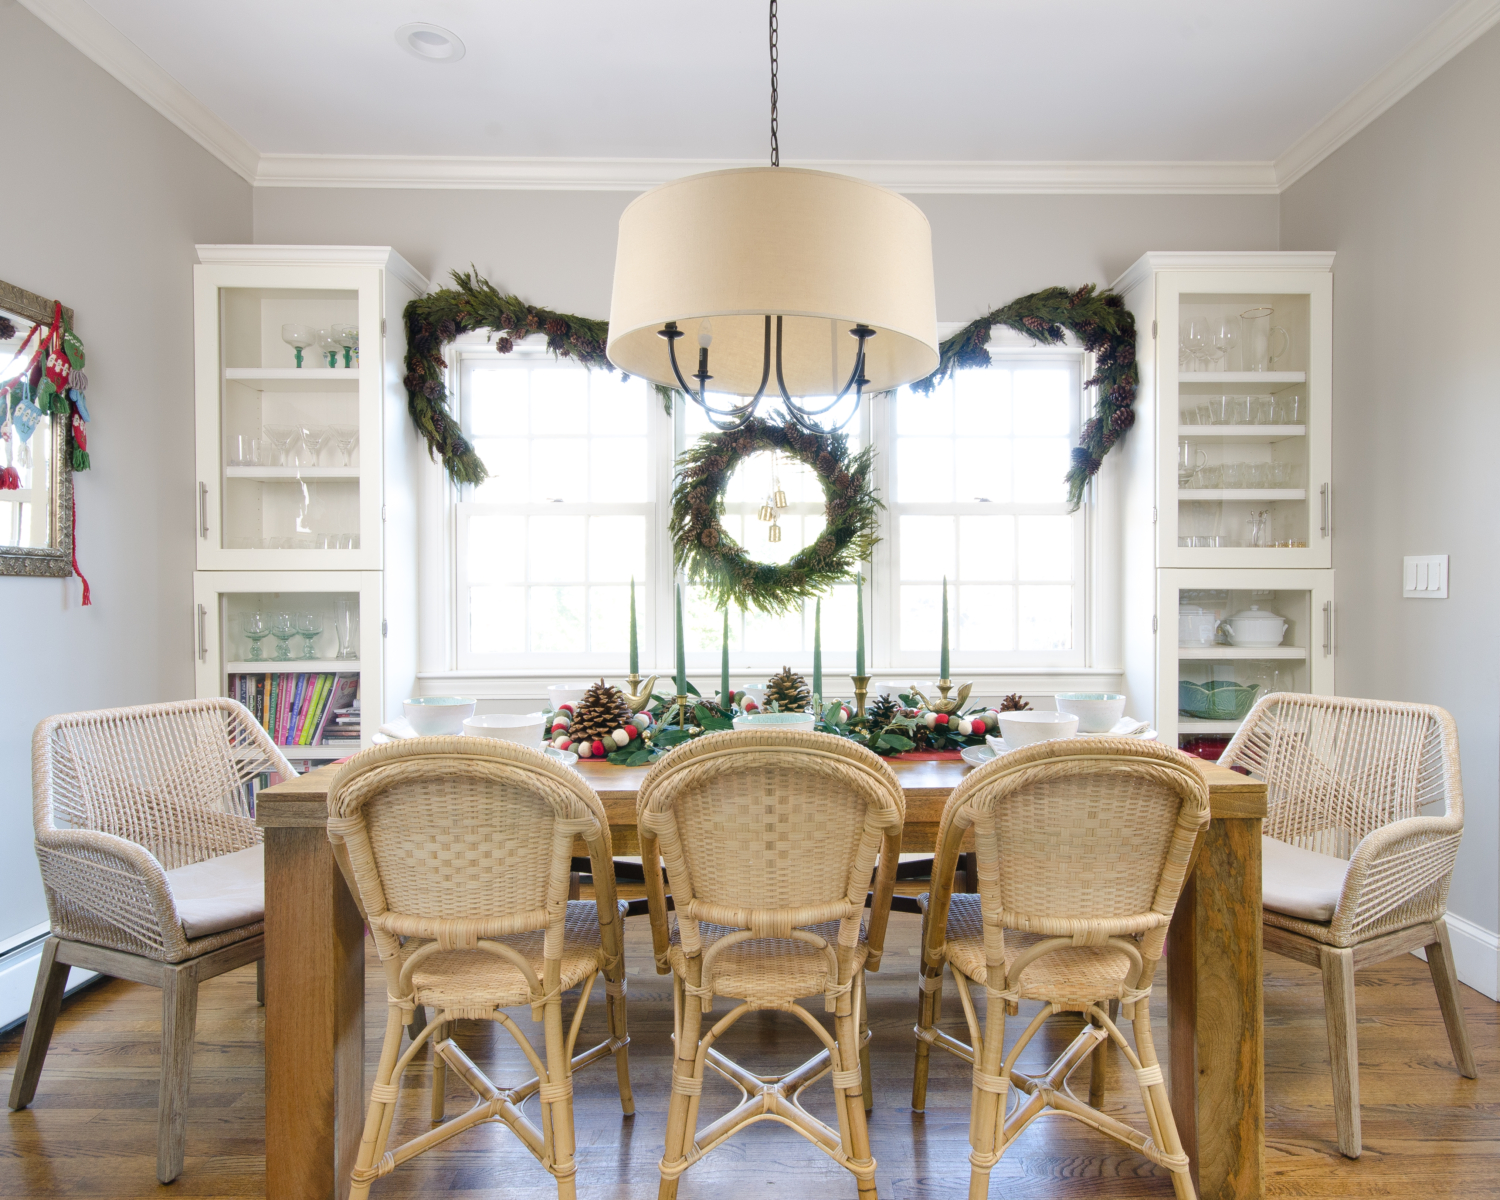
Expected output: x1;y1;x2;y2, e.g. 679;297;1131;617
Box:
1246;510;1269;547
1205;395;1230;424
1192;464;1222;489
1274;392;1304;424
296;610;324;659
1210;313;1239;370
271;611;297;660
1271;461;1298;487
1248;395;1275;424
331;425;359;468
1222;462;1248;488
299;425;334;468
316;328;340;369
330;323;358;368
229;434;261;466
244;611;270;660
1181;407;1199;426
262;425;297;467
1195;401;1213;426
1249;462;1273;488
280;323;315;368
1227;395;1250;425
333;599;358;660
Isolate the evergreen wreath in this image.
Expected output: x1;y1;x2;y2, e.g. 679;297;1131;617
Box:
670;416;880;614
909;284;1138;510
403;269;612;485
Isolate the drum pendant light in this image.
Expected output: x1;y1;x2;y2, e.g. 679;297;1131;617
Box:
606;1;938;431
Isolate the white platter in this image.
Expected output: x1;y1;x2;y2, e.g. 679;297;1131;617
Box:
960;728;1159;770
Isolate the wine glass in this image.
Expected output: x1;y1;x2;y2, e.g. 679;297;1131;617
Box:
333;599;358;660
271;612;297;660
1210;313;1240;371
1182;316;1212;372
244;611;270;660
262;424;297;467
296;610;324;658
280;323;315;369
316;328;340;369
331;425;359;468
330;323;358;368
299;425;333;468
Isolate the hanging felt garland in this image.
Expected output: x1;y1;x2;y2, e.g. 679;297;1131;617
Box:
908;284;1137;510
670;416;880;614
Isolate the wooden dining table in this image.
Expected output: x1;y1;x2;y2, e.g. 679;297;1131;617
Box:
256;755;1266;1200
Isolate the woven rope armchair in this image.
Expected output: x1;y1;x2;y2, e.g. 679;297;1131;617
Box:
10;698;292;1183
1220;693;1476;1157
637;730;905;1200
911;737;1210;1200
326;737;632;1200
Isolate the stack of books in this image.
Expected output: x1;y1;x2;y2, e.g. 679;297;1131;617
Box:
229;672;361;747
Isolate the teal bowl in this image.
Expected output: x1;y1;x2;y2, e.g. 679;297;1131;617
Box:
1178;680;1259;722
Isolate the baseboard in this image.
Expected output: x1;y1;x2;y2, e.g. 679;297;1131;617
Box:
0;930;100;1035
1411;913;1500;1001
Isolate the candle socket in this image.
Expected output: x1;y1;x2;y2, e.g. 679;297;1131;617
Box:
926;677;973;715
673;694;693;728
620;672;658;714
850;675;871;719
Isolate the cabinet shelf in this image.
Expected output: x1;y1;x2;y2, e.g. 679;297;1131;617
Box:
227;661;361;673
1178;372;1306;386
225;466;360;481
1176;646;1307;660
224;367;359;393
1177;425;1305;439
1177;718;1246;733
1178;488;1306;501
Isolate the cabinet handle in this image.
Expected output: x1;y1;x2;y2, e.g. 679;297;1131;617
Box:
198;482;209;540
1322;600;1334;657
1319;483;1330;538
197;603;208;661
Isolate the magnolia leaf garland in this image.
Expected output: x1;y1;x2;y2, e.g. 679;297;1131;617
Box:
910;283;1138;510
670;416;881;615
403;271;1138;496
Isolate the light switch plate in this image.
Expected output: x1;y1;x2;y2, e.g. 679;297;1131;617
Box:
1403;554;1448;599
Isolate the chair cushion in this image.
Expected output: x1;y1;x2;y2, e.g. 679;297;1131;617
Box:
1261;836;1349;923
164;844;264;939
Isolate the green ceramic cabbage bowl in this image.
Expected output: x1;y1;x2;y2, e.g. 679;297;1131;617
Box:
1178;680;1260;722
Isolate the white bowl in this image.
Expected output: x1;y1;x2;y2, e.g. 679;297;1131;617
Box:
873;680;932;702
995;710;1080;748
463;713;547;745
547;683;592;710
1054;693;1127;733
732;712;816;734
403;696;476;736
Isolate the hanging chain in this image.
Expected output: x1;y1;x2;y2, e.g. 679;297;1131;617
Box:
769;0;779;167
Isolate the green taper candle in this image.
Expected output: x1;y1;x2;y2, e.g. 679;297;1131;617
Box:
940;575;951;680
675;583;687;698
855;573;865;678
812;598;823;703
628;576;639;676
721;607;731;706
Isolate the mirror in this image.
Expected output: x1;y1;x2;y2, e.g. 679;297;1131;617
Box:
0;278;73;576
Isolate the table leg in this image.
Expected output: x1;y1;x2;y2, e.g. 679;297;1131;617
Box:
265;826;366;1200
1168;816;1263;1200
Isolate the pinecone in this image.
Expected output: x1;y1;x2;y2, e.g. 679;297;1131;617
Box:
764;666;811;713
997;693;1032;712
572;679;634;744
867;695;900;728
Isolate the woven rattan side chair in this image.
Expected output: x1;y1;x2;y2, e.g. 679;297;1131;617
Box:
1219;693;1477;1158
10;698;291;1183
636;730;905;1200
910;737;1210;1200
325;736;632;1200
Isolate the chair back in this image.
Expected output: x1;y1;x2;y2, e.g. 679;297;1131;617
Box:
33;698;289;869
635;731;904;972
1220;693;1462;858
927;738;1209;972
326;737;617;975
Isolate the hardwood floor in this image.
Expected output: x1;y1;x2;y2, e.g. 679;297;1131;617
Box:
2;909;1495;1198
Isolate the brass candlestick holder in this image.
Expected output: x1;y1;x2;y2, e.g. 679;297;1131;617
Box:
620;673;658;714
850;675;871;719
672;694;693;728
916;678;973;715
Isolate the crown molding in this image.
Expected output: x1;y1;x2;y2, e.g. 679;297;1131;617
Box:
1275;0;1500;190
253;153;1279;194
17;0;258;183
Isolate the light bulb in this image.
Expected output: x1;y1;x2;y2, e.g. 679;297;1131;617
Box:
697;319;713;349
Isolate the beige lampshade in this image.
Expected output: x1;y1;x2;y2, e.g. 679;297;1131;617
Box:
607;167;938;397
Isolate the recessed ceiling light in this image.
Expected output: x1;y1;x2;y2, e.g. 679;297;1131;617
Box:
395;22;465;62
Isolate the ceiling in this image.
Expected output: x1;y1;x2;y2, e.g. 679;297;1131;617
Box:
23;0;1500;189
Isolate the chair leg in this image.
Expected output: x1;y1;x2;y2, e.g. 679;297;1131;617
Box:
350;1007;406;1200
541;996;578;1200
1426;918;1479;1079
1318;945;1362;1158
158;961;201;1184
859;974;873;1113
1131;1003;1195;1200
659;974;706;1200
833;1001;878;1200
966;971;1008;1200
606;974;635;1116
431;1022;448;1123
912;901;940;1113
256;957;265;1007
1088;998;1119;1109
8;937;69;1111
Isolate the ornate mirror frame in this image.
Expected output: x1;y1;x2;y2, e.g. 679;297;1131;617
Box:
0;278;74;578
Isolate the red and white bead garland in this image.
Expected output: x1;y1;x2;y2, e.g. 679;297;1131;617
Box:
549;704;654;759
921;708;1003;738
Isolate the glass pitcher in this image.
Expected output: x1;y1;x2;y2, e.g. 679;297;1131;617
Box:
1239;307;1289;372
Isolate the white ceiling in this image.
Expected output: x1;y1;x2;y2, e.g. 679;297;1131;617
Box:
23;0;1500;188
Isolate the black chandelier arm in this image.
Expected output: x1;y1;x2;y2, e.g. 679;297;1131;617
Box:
774;318;876;416
660;323;756;422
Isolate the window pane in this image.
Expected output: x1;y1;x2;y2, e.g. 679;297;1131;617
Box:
530;438;590;503
896;439;953;502
954;438;1011;504
589;437;647;502
470;586;526;653
530;370;588;433
1011;437;1071;504
467;515;526;584
588;516;645;582
897;387;951;435
1012;368;1072;435
820;584;857;662
744;603;804;655
589;585;630;651
528;515;586;581
724;451;771;504
958;515;1014;582
952;370;1012;434
530;586;586;652
1018;585;1072;650
899;516;956;581
1017;516;1073;581
684;587;733;653
900;585;942;651
468;368;529;435
589;373;647;435
471;438;529;501
958;584;1015;651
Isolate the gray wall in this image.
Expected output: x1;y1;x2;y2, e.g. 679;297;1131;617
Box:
1280;26;1500;935
253;188;1279;322
0;2;252;942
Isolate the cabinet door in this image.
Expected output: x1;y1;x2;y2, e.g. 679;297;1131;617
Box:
1156;270;1332;569
193;570;383;768
1155;568;1335;754
194;264;385;571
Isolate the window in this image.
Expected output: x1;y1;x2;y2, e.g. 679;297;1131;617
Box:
448;337;1087;675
